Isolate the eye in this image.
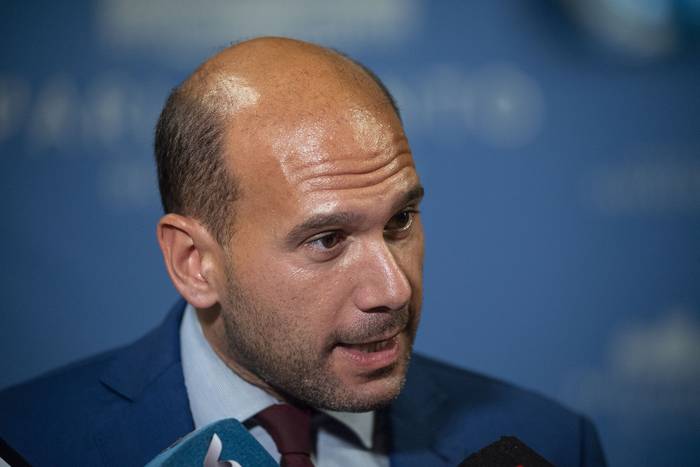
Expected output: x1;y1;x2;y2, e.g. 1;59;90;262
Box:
307;231;346;251
385;208;418;234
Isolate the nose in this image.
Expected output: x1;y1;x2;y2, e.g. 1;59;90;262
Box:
352;238;412;312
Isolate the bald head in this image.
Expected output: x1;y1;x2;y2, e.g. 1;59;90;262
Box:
186;38;398;123
155;37;400;244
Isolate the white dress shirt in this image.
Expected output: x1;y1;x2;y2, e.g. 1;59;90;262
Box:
180;304;389;467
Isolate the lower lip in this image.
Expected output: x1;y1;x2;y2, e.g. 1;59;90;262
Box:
334;335;401;370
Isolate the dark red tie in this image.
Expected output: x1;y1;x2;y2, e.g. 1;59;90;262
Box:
254;404;314;467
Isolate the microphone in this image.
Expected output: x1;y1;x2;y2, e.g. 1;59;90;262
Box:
145;418;278;467
458;436;554;467
1;437;31;467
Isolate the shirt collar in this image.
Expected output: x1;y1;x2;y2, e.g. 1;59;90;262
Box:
323;409;375;449
180;303;376;449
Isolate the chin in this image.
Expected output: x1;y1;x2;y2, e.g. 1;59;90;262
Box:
277;343;414;412
327;365;408;412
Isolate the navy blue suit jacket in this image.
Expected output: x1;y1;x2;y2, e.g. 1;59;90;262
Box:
0;300;607;466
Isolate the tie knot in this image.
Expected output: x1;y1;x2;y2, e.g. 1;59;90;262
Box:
254;404;313;459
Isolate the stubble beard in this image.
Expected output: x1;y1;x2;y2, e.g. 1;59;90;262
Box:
219;265;419;412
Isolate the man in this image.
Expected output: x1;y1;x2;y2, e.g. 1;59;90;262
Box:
0;37;607;466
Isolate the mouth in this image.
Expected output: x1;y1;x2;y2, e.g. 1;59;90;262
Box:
334;333;402;370
343;338;396;353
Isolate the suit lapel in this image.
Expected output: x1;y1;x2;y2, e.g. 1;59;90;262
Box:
94;300;195;466
388;356;467;467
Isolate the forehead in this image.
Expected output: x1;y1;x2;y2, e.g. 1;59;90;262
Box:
276;108;410;189
227;102;418;223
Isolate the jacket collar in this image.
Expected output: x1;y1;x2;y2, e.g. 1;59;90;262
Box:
94;300;194;466
388;355;467;467
99;299;187;401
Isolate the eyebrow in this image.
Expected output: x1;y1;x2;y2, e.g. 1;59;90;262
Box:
285;184;425;246
391;184;425;214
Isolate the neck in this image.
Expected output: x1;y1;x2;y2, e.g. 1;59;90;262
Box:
196;306;291;404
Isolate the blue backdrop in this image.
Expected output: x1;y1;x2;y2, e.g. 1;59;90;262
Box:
2;1;699;466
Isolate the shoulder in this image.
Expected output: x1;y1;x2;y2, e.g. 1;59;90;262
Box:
0;300;190;466
0;346;121;417
398;353;607;466
0;347;126;464
408;353;575;416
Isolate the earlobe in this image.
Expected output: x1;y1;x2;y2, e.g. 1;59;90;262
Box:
157;214;221;309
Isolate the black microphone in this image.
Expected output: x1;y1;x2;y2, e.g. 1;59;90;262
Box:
0;437;32;467
458;436;554;467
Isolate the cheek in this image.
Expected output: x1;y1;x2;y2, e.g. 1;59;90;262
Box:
397;227;425;281
283;269;351;317
237;255;349;330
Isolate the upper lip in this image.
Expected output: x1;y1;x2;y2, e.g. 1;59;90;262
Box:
340;329;402;346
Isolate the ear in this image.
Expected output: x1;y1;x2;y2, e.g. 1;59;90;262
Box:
157;213;223;309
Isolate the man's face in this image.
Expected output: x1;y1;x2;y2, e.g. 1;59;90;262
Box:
215;100;424;412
